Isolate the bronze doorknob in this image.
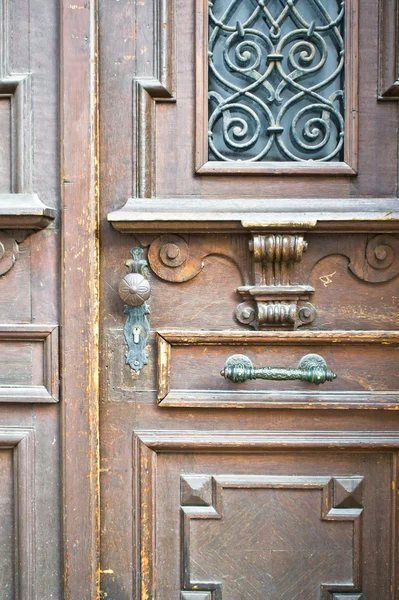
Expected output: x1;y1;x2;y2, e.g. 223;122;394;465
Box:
118;273;151;306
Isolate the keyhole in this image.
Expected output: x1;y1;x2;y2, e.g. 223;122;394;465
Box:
133;327;141;344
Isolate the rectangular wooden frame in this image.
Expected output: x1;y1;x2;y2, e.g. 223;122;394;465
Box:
195;0;359;175
0;427;35;599
378;0;399;99
134;429;399;600
0;325;59;402
157;330;399;409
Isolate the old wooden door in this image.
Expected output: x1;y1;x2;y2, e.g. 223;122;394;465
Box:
3;0;399;598
96;0;399;598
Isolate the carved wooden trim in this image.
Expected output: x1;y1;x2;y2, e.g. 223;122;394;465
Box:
236;234;316;329
330;233;399;283
0;194;55;230
0;0;53;221
0;427;35;599
181;475;363;598
0;1;54;234
378;0;399;99
134;430;399;599
136;429;399;451
157;329;399;409
0;325;59;402
108;197;399;234
147;233;251;283
195;0;359;175
133;0;176;198
0;230;18;275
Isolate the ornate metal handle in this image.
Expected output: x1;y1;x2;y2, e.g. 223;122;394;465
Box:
221;353;337;385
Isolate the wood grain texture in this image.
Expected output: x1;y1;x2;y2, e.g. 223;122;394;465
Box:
378;0;399;99
182;475;362;598
133;0;175;198
0;0;54;228
61;0;100;597
156;330;399;408
99;0;399;597
108;197;399;233
0;428;35;599
133;431;397;599
0;325;58;402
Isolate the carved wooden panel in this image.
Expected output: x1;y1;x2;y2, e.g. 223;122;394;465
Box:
181;475;362;598
133;430;398;599
157;330;399;408
0;325;59;402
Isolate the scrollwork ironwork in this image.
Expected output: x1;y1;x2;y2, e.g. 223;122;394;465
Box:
208;0;345;162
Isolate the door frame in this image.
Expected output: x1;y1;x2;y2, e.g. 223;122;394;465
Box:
60;0;100;597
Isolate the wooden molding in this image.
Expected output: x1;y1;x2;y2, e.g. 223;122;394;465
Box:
108;197;399;233
0;325;59;402
0;427;35;599
0;0;54;227
133;0;176;198
60;0;100;597
0;194;55;230
134;430;399;599
195;0;358;174
157;330;399;409
136;429;399;451
378;0;399;99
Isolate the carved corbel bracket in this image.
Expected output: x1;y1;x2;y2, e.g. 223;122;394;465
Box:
236;234;316;330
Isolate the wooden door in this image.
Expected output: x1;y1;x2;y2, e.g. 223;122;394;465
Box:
96;0;399;598
2;0;399;598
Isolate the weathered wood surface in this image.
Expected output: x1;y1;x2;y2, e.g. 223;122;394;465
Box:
0;0;62;597
98;0;399;597
60;0;100;597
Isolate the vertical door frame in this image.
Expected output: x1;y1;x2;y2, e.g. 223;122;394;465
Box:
60;0;100;598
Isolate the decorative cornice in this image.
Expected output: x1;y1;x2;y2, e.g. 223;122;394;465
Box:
108;197;399;233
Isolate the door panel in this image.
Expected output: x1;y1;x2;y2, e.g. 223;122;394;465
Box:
0;0;61;596
98;0;399;598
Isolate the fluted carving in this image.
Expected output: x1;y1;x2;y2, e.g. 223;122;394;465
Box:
236;234;316;330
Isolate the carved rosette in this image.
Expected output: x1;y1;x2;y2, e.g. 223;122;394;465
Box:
236;234;316;330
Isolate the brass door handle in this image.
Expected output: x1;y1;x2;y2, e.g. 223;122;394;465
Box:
221;353;336;385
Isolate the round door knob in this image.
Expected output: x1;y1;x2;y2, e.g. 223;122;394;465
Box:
118;273;151;306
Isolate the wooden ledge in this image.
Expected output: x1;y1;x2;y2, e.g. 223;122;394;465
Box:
0;193;56;229
108;197;399;233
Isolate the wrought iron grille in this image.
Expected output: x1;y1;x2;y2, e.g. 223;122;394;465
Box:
208;0;345;162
